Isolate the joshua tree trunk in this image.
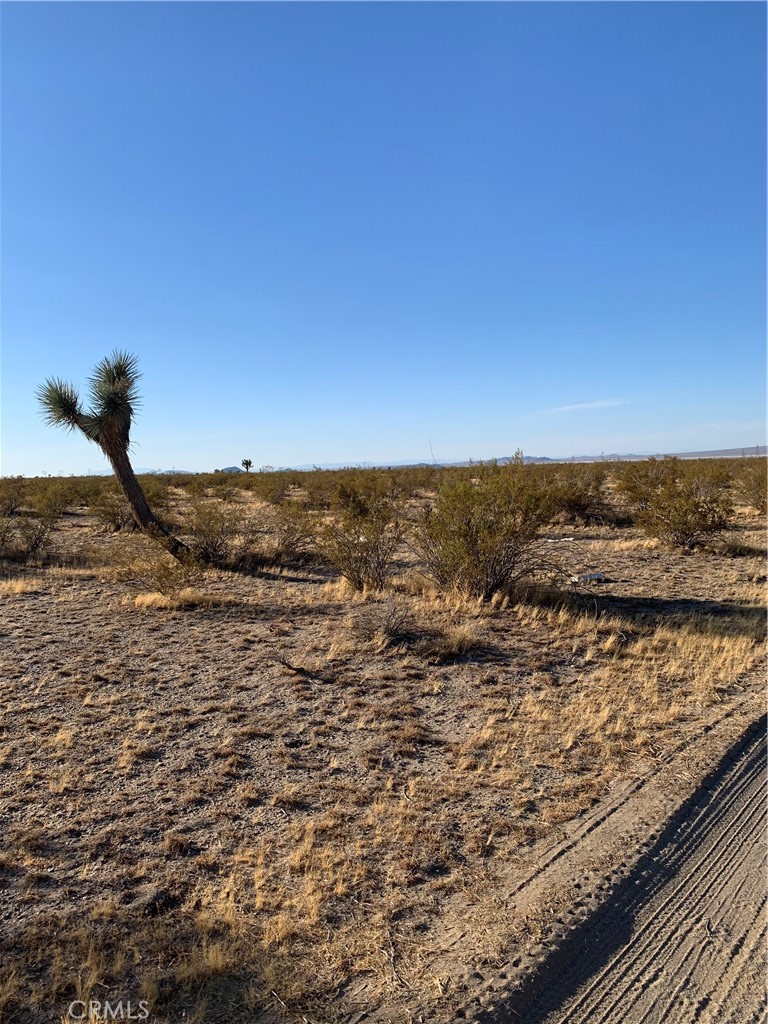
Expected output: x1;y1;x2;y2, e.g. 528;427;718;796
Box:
106;444;188;560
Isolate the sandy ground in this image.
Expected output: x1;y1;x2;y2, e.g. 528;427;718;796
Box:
504;715;767;1024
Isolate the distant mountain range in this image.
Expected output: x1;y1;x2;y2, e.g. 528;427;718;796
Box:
275;445;766;470
72;445;764;477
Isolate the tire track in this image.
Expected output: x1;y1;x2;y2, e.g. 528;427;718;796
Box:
522;718;767;1024
574;764;766;1024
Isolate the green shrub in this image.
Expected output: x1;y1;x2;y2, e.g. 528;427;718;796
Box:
90;487;135;532
29;479;76;519
0;513;56;561
0;516;16;557
0;477;27;517
184;499;242;565
268;503;315;565
411;465;550;599
15;515;56;558
316;503;401;591
738;459;767;515
543;464;608;524
617;458;734;548
636;477;733;549
616;458;680;511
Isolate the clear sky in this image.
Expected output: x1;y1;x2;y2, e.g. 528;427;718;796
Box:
1;1;765;475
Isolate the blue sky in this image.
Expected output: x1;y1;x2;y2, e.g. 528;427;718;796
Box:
2;2;765;474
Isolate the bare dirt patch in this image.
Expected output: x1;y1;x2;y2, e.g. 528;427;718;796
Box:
0;503;764;1023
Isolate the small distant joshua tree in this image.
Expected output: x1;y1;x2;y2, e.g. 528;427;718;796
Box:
37;351;188;559
241;459;252;473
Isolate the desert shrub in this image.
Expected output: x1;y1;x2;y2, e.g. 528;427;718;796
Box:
316;503;402;591
184;499;242;565
107;536;203;595
17;515;56;557
0;516;13;554
636;477;733;549
616;458;680;511
679;459;732;491
180;475;208;499
617;458;734;548
65;475;108;508
268;503;315;564
543;464;608;524
737;459;767;515
90;487;135;532
139;476;170;509
0;477;27;517
332;483;372;519
0;514;56;561
28;479;76;519
411;465;551;600
302;474;333;511
265;485;288;505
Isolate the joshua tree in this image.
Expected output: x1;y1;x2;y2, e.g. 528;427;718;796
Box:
241;459;252;473
37;351;188;559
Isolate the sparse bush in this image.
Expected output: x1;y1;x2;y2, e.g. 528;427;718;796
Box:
543;465;608;524
316;503;402;591
0;477;26;517
107;536;203;595
28;479;78;519
332;483;371;519
0;516;16;557
411;466;551;599
617;458;734;549
140;476;171;511
184;499;242;565
90;478;169;533
90;487;136;532
616;458;679;511
269;503;315;565
737;459;767;515
302;475;333;511
0;513;56;561
636;477;733;549
15;515;56;558
267;485;289;506
680;459;732;492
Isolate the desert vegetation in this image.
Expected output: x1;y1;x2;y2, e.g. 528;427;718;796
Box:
0;454;765;1022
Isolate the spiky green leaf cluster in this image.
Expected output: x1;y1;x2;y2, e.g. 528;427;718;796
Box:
37;350;141;448
36;378;85;432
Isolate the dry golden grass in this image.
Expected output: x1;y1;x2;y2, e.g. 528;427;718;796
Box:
129;588;239;610
0;499;764;1023
0;577;44;596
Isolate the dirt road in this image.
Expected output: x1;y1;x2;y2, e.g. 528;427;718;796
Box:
518;718;766;1024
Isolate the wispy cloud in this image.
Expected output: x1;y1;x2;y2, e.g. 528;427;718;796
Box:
540;398;631;415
